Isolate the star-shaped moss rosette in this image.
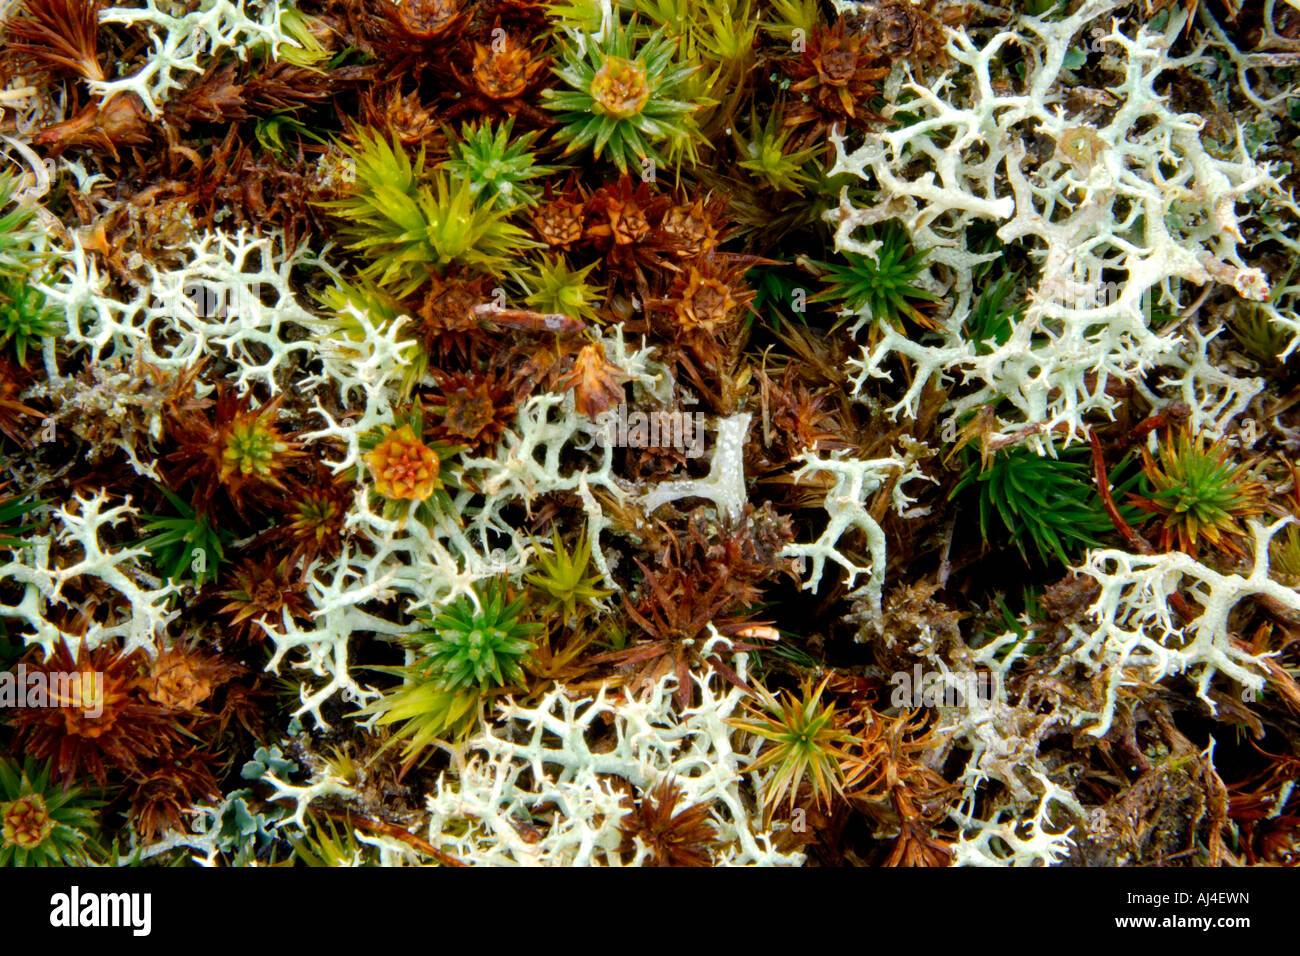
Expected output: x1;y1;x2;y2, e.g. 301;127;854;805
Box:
0;485;41;550
542;21;702;174
414;579;541;692
0;275;63;367
317;129;538;297
366;424;439;500
809;221;940;332
524;527;614;624
362;579;541;772
1130;427;1268;558
727;675;851;821
217;394;300;489
444;118;559;210
359;409;465;525
0;757;102;867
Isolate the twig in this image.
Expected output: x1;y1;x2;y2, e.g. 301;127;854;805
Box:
0;87;38;104
935;513;956;589
1089;428;1151;555
321;809;466;867
1088;428;1201;623
1116;401;1190;451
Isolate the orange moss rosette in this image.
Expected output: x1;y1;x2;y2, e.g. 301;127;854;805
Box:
365;424;441;501
589;56;651;120
2;794;54;849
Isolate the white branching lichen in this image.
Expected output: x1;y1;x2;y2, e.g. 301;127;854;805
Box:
951;771;1085;867
0;492;178;658
782;445;930;622
639;412;752;521
44;229;317;394
424;646;801;867
1060;519;1296;736
835;0;1284;447
91;0;293;116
